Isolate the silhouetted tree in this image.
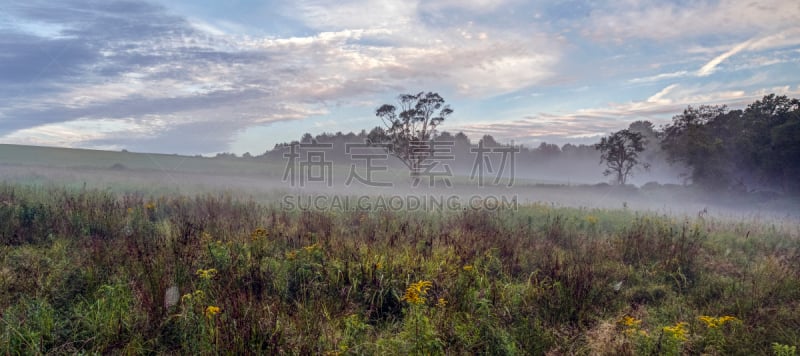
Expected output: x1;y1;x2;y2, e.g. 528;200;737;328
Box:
661;105;731;187
369;92;453;175
595;129;648;185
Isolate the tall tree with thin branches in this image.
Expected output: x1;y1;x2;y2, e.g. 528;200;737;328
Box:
595;129;649;185
369;92;453;175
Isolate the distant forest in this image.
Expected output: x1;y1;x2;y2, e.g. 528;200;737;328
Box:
217;94;798;194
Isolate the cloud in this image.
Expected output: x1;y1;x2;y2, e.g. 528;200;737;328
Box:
584;0;800;42
1;0;565;154
453;84;800;146
1;0;796;154
627;27;800;85
646;84;678;104
628;71;689;84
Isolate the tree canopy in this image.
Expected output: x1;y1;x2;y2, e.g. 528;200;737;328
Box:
369;92;453;174
595;129;649;185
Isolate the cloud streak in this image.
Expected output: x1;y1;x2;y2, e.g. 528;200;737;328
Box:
0;0;798;154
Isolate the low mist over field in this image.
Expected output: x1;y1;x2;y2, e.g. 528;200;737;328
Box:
1;0;799;217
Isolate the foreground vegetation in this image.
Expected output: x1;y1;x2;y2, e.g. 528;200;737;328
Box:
0;183;798;354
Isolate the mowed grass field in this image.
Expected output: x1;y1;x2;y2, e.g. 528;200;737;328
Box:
0;182;798;355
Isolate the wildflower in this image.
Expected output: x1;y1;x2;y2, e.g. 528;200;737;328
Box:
251;227;268;240
303;243;319;252
204;305;221;318
145;202;155;210
621;316;642;327
698;315;739;328
401;280;433;305
586;215;599;225
196;268;218;280
285;251;297;260
182;290;205;303
463;265;474;271
436;298;448;307
663;322;689;342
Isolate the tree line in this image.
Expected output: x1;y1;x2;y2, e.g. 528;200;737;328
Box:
598;94;799;193
230;92;797;193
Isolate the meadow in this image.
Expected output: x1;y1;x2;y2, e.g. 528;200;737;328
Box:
1;182;798;355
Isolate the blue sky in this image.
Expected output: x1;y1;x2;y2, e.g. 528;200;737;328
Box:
1;0;799;155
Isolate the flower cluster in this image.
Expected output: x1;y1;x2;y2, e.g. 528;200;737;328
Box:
204;305;221;318
196;268;218;280
303;243;320;252
402;280;433;305
181;290;206;303
251;227;268;240
698;315;739;328
663;322;689;342
620;316;642;328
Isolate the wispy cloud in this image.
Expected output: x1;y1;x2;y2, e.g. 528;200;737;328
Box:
584;0;800;42
454;83;800;146
0;0;798;154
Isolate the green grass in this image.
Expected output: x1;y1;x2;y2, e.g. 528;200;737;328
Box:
0;182;798;354
0;143;288;176
0;143;581;188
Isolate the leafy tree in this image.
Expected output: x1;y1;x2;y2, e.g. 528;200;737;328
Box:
740;94;800;191
595;129;649;185
660;105;731;187
369;92;453;175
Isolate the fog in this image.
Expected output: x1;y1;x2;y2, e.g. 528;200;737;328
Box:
2;145;797;224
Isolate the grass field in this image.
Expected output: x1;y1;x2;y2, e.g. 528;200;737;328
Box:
0;182;798;355
1;144;798;354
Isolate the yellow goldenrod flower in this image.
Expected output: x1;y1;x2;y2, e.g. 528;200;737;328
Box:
285;251;297;260
663;322;689;342
463;265;474;271
251;227;268;240
303;243;319;252
196;268;218;280
586;215;599;225
698;315;717;328
436;298;448;307
698;315;739;328
204;305;221;318
401;280;432;305
621;316;642;327
145;202;155;210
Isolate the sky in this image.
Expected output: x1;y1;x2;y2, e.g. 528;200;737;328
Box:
1;0;799;155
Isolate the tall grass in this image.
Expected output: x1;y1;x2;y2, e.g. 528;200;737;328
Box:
0;183;798;354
